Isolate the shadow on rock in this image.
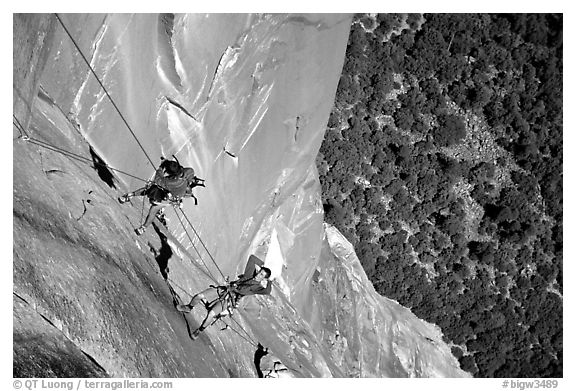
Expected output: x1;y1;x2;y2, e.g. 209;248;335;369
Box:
13;295;109;378
151;222;172;280
89;146;116;189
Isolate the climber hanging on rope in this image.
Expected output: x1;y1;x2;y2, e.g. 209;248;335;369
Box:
177;254;272;339
118;156;205;235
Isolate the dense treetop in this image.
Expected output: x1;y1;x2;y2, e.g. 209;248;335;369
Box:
318;13;562;377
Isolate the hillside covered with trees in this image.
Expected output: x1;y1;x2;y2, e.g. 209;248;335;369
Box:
317;14;562;377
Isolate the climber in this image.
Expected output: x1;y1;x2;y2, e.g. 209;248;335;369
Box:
253;343;292;378
118;157;205;235
176;254;272;339
254;343;269;378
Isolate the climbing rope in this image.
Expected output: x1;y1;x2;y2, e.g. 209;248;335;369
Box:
15;114;222;291
13;116;149;183
168;278;258;347
219;318;258;347
176;206;226;281
52;13;229;286
51;14;230;285
170;205;263;353
172;205;218;284
14;115;218;289
24;16;229;286
139;197;146;223
31;137;148;183
166;277;193;302
13;115;31;139
229;316;258;346
54;13;156;170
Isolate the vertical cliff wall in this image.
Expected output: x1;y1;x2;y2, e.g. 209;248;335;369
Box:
13;13;468;377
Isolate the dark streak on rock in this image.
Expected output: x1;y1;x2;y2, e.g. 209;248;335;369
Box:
157;14;183;91
207;47;237;102
76;199;88;221
295;116;301;143
223;147;237;158
166;96;199;122
13;292;109;376
37;86;56;106
45;169;64;174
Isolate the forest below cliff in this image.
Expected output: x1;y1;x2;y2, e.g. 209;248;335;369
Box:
317;14;562;377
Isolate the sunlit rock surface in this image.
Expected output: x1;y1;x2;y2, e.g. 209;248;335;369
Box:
13;13;469;377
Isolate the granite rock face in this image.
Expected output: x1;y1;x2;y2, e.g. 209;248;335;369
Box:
13;13;468;377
